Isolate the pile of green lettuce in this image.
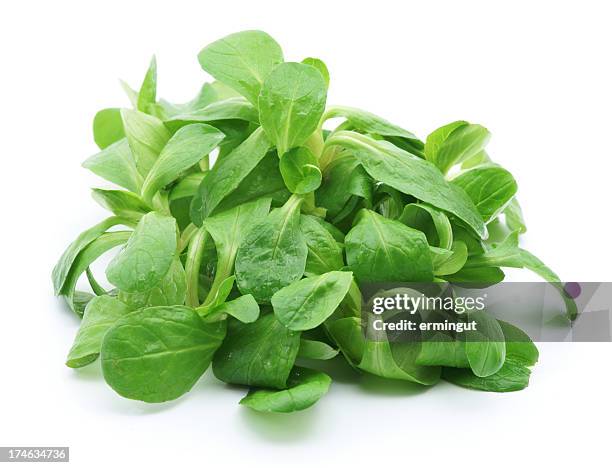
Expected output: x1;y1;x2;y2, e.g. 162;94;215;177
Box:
53;30;574;413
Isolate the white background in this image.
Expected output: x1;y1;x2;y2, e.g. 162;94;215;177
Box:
1;0;611;466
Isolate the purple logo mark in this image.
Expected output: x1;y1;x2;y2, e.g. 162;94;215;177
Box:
564;282;582;299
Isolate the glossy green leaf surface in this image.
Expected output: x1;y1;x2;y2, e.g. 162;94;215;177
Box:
101;306;225;402
326;131;486;238
93;108;125;149
141;123;224;205
345;209;433;282
259;62;327;156
272;271;353;331
190;127;271;225
235;196;307;302
240;367;331;413
106;212;178;293
213;314;300;389
198;30;283;105
66;295;131;368
452;165;518;223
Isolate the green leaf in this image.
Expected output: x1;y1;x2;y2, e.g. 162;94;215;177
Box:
197;276;236;315
504;198;527;233
316;154;371;219
60;231;131;314
298;339;339;360
121;109;170;177
120;79;139;108
443;358;532;392
240;367;331;413
464;310;506;377
91;189;150;222
345;209;433;282
72;291;95;316
106;212;178;293
358;319;441;385
443;320;538;392
300;214;344;276
101;306;225;402
498;320;539;366
169;173;205;201
215;152;290;213
424;120;466;163
82;138;143;193
416;333;470;368
272;271;353;331
451;165;518;223
86;267;107;296
258;62;327;156
301;57;330;88
212;314;300;389
202;198;272;305
444;266;505;283
462;150;490;169
235;195;308;303
279;146;322;194
425;121;491;174
399;203;453;250
433;241;468;276
323;106;419;141
207;294;260;323
326;317;365;365
190;127;271;225
118;258;186;309
157;81;240;119
326;131;486;238
164;97;259;130
198;30;283;105
52;217;128;295
93;108;125;149
66;295;130;368
137;56;157;113
141;123;224;205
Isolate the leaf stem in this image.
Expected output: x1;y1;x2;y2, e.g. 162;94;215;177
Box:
185;227;209;307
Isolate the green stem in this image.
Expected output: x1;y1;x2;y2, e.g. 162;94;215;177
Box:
185;227;209;307
86;267;107;296
202;259;233;307
199;154;210;172
305;129;325;159
151;191;172;216
178;223;198;252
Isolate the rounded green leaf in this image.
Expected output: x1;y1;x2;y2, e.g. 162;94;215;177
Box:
212;314;300;389
465;311;506;377
300;214;344;276
93;108;125;149
141;123;225;205
198;30;284;105
101;306;225;403
239;367;331;413
235;196;307;303
118;258;187;309
345;209;433;282
297;339;339;360
258;62;327;156
272;271;353;331
451;165;518;223
301;57;330;88
399;203;453;250
66;295;131;368
279;147;322;194
106;212;178;293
